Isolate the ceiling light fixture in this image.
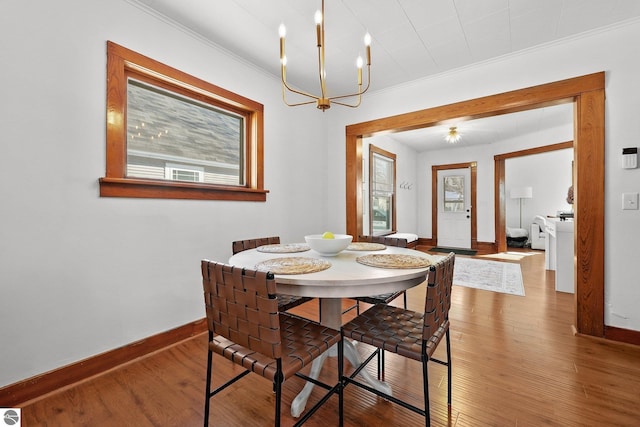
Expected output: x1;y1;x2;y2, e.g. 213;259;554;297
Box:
279;0;371;111
445;126;461;144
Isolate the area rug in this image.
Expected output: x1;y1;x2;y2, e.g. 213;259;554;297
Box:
479;251;540;261
430;247;477;256
453;257;525;296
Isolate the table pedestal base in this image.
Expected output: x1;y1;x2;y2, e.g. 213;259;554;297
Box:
291;339;392;417
291;298;392;418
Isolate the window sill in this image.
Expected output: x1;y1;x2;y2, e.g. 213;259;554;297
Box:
99;177;268;201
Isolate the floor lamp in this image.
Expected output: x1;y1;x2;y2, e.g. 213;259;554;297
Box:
510;186;533;228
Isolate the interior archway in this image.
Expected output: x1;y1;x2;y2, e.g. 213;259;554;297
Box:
345;72;605;338
495;141;574;251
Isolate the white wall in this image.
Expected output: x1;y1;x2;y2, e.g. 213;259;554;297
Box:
325;20;640;332
0;0;327;387
362;135;418;235
413;142;497;241
399;122;572;244
506;150;574;232
358;129;572;245
2;0;640;390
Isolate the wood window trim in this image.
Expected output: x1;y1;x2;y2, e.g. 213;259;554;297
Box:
100;41;268;201
369;144;397;234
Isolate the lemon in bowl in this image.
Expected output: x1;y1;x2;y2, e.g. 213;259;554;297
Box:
305;233;352;256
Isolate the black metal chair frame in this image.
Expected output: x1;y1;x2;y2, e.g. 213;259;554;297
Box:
341;252;455;427
202;260;344;427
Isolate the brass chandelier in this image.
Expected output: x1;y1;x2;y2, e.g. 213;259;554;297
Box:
279;0;371;111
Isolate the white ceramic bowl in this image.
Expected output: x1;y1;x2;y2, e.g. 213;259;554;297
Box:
304;234;353;256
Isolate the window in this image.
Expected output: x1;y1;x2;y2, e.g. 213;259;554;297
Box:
126;79;243;185
443;175;465;212
369;145;396;235
100;41;267;201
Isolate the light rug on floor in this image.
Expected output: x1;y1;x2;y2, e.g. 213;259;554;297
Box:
479;251;540;261
453;257;525;296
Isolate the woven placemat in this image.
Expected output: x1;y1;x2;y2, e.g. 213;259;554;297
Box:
347;242;386;251
356;254;432;269
257;243;310;253
255;257;331;274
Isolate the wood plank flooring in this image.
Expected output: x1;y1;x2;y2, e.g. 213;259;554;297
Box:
19;249;640;426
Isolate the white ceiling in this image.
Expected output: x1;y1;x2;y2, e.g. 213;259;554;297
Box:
382;102;574;152
130;0;640;150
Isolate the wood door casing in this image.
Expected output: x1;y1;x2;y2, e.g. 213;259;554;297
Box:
345;72;605;338
432;162;477;249
494;141;574;252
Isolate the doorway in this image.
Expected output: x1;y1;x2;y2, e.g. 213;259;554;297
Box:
437;168;471;248
345;73;605;338
495;141;574;251
432;162;477;249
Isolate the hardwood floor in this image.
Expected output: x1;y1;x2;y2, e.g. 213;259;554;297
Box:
20;249;640;426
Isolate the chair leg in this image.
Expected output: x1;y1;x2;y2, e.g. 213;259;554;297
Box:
446;330;452;406
274;379;282;427
403;292;407;309
423;359;430;427
275;361;283;427
338;338;344;427
204;348;213;427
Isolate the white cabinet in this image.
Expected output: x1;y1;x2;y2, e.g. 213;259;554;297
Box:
545;219;574;293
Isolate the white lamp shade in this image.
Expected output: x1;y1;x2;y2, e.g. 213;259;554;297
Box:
510;186;533;199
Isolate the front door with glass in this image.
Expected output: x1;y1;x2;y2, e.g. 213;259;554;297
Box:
437;168;471;249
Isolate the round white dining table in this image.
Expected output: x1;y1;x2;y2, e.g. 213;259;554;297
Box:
229;244;434;418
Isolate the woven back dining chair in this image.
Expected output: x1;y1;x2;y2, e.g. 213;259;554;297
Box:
341;252;455;427
201;260;343;427
349;235;410;315
232;236;314;312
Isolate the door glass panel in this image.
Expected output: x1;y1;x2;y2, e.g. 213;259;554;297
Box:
444;175;465;212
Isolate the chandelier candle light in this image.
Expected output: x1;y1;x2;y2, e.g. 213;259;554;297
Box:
279;0;371;111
